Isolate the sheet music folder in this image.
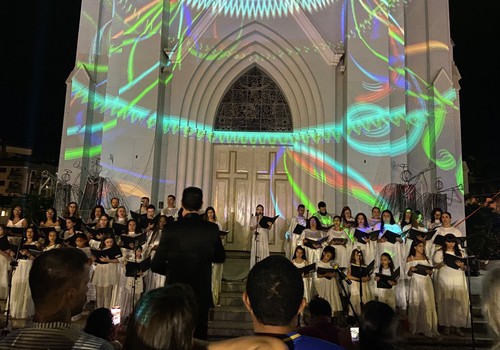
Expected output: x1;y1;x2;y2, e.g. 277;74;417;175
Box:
259;215;279;229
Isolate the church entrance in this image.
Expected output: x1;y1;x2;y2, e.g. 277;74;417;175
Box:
211;66;294;252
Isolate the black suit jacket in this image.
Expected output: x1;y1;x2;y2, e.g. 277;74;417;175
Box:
151;213;225;310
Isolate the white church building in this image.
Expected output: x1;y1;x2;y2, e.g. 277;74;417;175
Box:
58;0;464;252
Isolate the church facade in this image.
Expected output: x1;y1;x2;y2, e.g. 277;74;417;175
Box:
59;0;464;251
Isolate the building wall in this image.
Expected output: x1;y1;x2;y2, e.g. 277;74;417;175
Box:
59;1;465;232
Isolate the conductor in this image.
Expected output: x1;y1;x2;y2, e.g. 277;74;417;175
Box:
151;187;225;339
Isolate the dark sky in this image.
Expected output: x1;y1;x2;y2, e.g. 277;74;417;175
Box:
3;1;498;181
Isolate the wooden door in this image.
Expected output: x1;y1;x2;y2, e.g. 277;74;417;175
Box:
212;145;292;252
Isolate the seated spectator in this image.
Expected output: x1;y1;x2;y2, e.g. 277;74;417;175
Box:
0;248;114;350
124;284;287;350
359;300;400;350
298;296;341;344
483;267;500;350
84;307;122;349
243;255;345;349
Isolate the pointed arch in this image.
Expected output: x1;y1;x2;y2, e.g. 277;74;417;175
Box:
214;65;293;132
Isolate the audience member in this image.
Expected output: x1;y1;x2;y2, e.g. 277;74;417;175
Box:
0;248;114;350
359;300;400;350
244;255;345;349
298;297;341;344
84;307;123;349
483;267;500;350
124;284;287;350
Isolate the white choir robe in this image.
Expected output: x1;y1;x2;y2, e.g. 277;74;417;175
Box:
376;223;406;309
298;229;326;264
326;228;352;269
286;215;307;260
250;216;270;269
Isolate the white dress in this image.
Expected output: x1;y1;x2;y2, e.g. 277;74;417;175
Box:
407;259;439;337
350;226;376;267
293;260;312;302
298;229;325;264
433;250;470;328
429;226;463;266
250;216;270;269
92;251;119;288
376;267;397;310
326;228;351;269
314;260;342;314
9;250;35;319
349;264;374;316
376;224;406;309
145;230;166;291
287;216;307;260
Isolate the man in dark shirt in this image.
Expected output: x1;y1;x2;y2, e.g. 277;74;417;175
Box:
151;186;225;339
243;255;345;350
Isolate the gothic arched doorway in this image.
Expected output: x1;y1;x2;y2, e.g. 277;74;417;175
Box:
212;66;294;253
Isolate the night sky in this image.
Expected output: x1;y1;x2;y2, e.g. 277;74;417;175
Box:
2;1;499;188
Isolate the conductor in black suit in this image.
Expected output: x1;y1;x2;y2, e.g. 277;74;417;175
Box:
151;186;225;339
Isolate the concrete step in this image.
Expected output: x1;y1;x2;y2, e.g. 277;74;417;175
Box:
212;305;252;322
207;320;253;338
219;291;244;307
221;281;246;293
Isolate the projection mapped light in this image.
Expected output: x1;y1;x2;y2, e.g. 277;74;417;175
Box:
185;0;338;18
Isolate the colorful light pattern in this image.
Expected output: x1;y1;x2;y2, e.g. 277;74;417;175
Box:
63;0;463;216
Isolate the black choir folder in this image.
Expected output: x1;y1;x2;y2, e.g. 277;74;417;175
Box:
259;215;279;229
298;263;316;275
131;211;161;229
303;236;328;249
120;233;147;250
90;247;122;264
0;236;10;251
433;234;467;247
354;229;379;244
350;260;375;278
86;227;115;241
219;230;230;237
293;224;306;235
375;267;401;289
443;253;466;270
10;244;40;259
316;266;336;279
125;257;152;277
329;237;348;246
6;227;24;237
413;264;434;276
407;228;437;242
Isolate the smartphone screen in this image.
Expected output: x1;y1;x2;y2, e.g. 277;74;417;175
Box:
111;306;121;325
350;326;359;343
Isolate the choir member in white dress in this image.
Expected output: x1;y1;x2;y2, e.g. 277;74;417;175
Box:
161;194;178;219
203;206;224;306
89;214;112;249
347;248;374;316
368;206;381;228
292;246;312;302
377;209;406;309
407;241;439;338
326;216;351;269
144;216;167;291
427;208;443;230
0;225;10;300
42;229;62;251
8;226;40;319
314;201;334;228
428;212;463;265
351;213;375;265
62;201;83;231
92;236;121;309
374;252;398;310
113;206;129;225
249;205;272;269
139;197;150;215
285;204;307;260
122;247;147;318
39;207;61;233
340;206;356;229
398;208;413;231
314;246;342;315
6;205;27;246
74;233;96;304
403;210;430;258
298;216;325;264
433;233;469;336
